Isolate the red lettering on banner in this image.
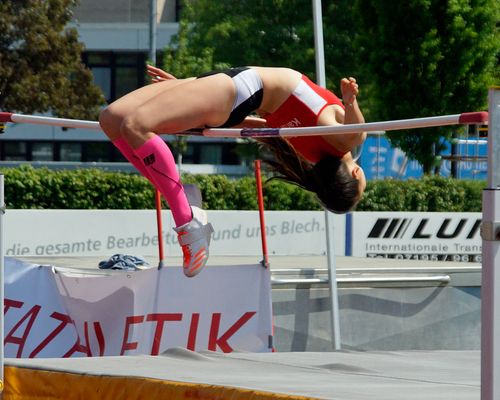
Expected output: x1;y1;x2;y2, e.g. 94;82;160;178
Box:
146;313;183;355
63;336;92;358
94;322;106;356
29;312;72;358
4;298;23;314
121;315;145;355
5;305;41;357
187;313;200;351
62;320;107;358
84;321;93;356
77;321;107;357
208;312;256;353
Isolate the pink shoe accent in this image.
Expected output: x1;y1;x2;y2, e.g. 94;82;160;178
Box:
134;135;192;227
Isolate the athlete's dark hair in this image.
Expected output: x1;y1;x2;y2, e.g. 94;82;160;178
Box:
257;137;361;213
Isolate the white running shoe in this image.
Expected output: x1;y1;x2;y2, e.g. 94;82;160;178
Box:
173;206;214;277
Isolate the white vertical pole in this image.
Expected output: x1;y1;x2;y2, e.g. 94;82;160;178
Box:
325;211;342;350
312;0;342;350
312;0;326;87
149;0;158;65
0;173;4;391
481;87;500;400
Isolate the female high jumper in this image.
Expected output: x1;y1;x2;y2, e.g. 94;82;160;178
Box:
99;65;367;277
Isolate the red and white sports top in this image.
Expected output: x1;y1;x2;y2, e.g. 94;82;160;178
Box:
264;75;346;163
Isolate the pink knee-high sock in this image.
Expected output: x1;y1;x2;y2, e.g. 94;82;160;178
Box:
134;135;192;227
112;137;155;184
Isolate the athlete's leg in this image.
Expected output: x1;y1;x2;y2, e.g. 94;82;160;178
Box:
99;78;198;202
119;73;236;148
101;79;194;184
120;75;234;277
109;133;207;277
99;78;193;141
112;137;154;184
133;134;192;226
117;74;233;219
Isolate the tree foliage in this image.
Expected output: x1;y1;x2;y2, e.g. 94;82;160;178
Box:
355;0;499;173
161;17;223;78
169;0;498;174
0;0;105;119
172;0;361;91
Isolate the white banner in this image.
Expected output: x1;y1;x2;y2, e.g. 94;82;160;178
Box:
4;258;76;358
4;209;483;263
4;210;345;257
351;212;482;263
4;257;273;358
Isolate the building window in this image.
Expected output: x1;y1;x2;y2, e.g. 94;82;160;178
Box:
200;144;223;165
91;67;112;100
83;51;147;103
3;142;28;161
32;142;54;161
84;142;111;162
60;143;82;162
111;145;127;162
86;53;112;100
181;144;196;164
115;67;140;100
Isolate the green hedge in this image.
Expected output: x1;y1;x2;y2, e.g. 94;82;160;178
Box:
0;165;485;212
358;176;484;212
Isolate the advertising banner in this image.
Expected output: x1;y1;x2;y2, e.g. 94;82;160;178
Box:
360;135;488;180
4;258;76;358
351;212;482;263
4;257;273;358
4;210;346;257
4;210;483;264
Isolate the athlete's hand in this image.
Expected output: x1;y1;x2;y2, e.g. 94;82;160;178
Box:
341;77;359;106
146;65;177;83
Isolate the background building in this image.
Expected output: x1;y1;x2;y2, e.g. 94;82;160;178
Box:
0;0;249;177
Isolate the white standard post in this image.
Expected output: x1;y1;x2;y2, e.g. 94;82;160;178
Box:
0;173;4;390
481;87;500;400
149;0;157;65
312;0;342;350
312;0;326;88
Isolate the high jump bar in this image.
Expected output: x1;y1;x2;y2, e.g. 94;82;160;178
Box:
0;111;488;137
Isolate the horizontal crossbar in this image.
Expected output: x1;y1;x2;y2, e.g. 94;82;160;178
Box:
0;111;489;138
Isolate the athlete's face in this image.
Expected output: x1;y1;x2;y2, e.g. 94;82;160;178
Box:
352;164;367;198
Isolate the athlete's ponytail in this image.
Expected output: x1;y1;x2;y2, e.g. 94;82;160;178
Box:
257;137;361;213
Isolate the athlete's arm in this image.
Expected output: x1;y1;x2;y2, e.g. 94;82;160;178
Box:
341;77;365;128
322;78;367;152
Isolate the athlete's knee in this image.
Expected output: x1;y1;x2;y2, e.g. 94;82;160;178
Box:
99;105;123;137
120;111;149;141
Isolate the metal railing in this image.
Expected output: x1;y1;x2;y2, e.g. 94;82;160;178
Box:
271;275;451;286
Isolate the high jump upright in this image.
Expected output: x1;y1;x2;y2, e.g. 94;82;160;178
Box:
312;0;341;351
481;86;500;400
0;172;4;392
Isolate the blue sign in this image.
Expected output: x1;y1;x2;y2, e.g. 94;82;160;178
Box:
358;136;487;180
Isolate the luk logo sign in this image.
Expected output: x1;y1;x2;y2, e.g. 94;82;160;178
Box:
357;213;482;262
367;217;481;240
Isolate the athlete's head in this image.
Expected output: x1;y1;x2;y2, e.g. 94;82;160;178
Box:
257;138;365;213
309;155;366;213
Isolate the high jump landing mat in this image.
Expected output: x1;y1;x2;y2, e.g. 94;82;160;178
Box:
5;348;478;400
